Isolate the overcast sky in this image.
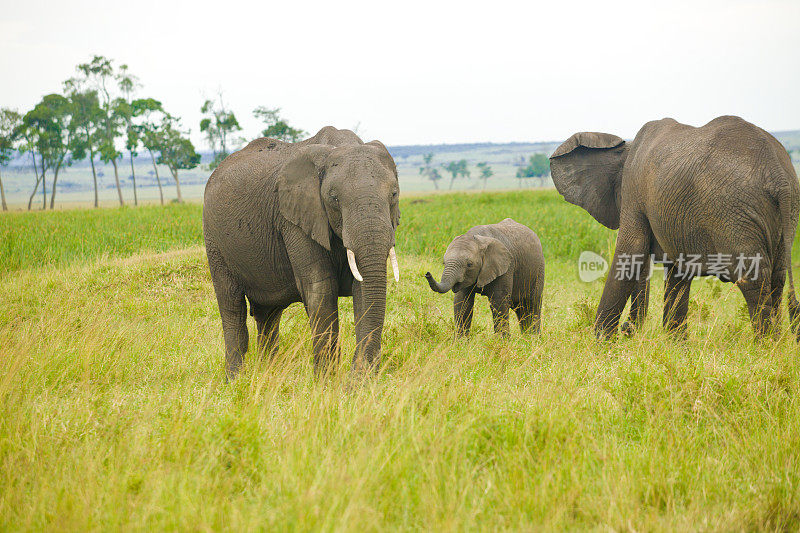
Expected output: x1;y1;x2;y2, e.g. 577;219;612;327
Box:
2;0;798;147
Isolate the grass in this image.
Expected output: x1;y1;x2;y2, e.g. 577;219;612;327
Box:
2;190;800;530
0;203;202;275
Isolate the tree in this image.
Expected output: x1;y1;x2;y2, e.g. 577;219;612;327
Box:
419;152;442;190
157;120;200;203
44;95;79;209
137;99;168;205
516;153;550;187
0;109;22;211
200;94;241;169
73;55;126;205
476;161;493;190
444;159;470;190
253;106;306;142
15;114;43;211
115;65;142;206
22;94;78;209
64;85;103;207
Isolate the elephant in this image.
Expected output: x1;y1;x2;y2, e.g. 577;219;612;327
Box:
203;126;401;379
425;218;545;336
549;115;800;340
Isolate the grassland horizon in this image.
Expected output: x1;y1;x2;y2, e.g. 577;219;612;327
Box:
2;190;800;530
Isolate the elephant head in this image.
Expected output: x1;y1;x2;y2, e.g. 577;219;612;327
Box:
277;140;400;365
549;132;629;230
426;234;511;293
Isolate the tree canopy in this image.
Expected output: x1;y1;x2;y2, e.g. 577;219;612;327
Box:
253;106;306;142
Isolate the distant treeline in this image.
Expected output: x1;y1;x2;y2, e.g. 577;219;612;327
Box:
1;55;798;212
0;55;306;211
388;141;560;159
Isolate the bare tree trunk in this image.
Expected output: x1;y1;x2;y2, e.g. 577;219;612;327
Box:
449;177;455;190
172;169;183;203
111;158;124;206
432;179;439;190
88;148;99;208
50;169;58;209
28;177;41;211
129;150;138;206
149;150;164;206
27;152;40;211
0;168;7;211
40;154;46;210
49;154;68;210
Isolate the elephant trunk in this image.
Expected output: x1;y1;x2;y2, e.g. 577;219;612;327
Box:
344;215;393;371
426;263;460;293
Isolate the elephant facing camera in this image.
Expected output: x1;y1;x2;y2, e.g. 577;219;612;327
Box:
203;126;401;380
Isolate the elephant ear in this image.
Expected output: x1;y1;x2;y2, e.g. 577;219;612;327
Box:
549;132;627;230
475;235;512;288
277;145;334;251
367;140;401;227
366;140;397;175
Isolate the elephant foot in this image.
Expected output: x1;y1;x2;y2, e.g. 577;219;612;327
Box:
666;327;688;342
622;320;636;337
225;356;244;383
593;326;616;341
225;368;240;383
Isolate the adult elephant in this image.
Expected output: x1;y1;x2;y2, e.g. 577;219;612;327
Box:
550;115;800;340
203;126;401;379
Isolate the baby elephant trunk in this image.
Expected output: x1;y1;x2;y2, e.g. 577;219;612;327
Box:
425;265;459;293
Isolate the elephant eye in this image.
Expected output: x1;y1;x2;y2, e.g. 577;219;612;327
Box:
392;191;398;199
467;261;474;268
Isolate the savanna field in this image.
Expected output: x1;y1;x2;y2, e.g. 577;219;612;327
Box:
2;189;800;530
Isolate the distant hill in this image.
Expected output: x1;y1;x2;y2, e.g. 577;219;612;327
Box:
386;141;560;159
5;130;798;171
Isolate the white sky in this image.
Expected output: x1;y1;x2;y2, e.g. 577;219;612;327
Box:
1;0;799;147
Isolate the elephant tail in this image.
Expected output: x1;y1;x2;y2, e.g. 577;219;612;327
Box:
778;192;800;338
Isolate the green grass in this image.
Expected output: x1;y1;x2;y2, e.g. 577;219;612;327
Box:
0;203;203;275
2;191;800;530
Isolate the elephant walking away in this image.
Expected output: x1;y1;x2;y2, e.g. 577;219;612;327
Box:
203;126;401;379
426;218;545;336
550;115;800;340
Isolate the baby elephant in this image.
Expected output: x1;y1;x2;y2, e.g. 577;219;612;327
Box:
425;218;545;336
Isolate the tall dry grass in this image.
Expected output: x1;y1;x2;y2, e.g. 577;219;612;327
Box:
1;191;800;530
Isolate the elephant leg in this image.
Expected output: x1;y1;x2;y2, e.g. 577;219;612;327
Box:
663;264;692;339
351;279;383;371
454;289;476;337
489;292;511;336
738;277;773;339
207;251;249;381
595;219;652;338
252;304;284;359
770;267;786;338
283;229;341;376
514;299;541;333
622;277;650;337
302;279;340;377
519;272;544;334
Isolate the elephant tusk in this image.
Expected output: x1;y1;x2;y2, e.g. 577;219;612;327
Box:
389;247;399;282
347;249;363;282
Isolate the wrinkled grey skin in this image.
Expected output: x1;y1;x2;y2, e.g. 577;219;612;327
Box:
425;218;545;336
203;126;400;379
550;115;800;340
